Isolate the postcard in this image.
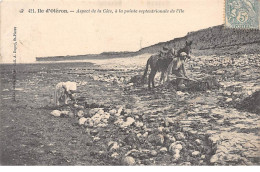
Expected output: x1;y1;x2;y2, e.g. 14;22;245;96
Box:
0;0;259;166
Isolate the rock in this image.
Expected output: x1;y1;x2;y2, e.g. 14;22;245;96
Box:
89;109;97;116
92;113;102;125
169;142;183;154
167;135;176;142
158;127;164;132
201;155;206;159
111;152;119;158
61;111;69;116
210;154;218;164
120;117;135;128
148;134;164;145
108;141;119;151
117;106;124;115
157;134;165;145
97;123;107;127
223;91;232;96
225;98;233;103
176;91;185;96
90;129;99;136
114;118;124;125
77;105;85;109
150;150;157;156
77;110;84;117
124;109;132;115
180;161;190;165
192;151;200;157
247;91;253;96
235;98;240;102
172;150;181;161
101;113;110;120
160;147;168;153
51;110;61;117
79;117;88;125
126;117;135;125
143;132;148;138
136;133;142;138
109;109;117;116
164;117;174;127
176;132;185;140
122;156;135;165
125;149;139;157
134;121;144;128
97;109;104;115
93;137;100;142
163;127;170;133
209;135;219;144
100;117;108;123
115;113;121;117
84;118;94;128
195;139;201;145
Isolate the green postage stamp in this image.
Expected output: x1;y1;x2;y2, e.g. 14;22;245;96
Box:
225;0;259;29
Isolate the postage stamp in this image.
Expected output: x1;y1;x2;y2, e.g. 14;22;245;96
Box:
225;0;259;29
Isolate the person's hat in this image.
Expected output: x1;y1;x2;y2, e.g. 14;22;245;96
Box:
180;52;187;57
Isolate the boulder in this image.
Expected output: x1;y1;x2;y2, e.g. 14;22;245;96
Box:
79;117;87;125
176;132;185;140
117;106;124;114
172;150;181;161
148;134;164;146
169;142;183;154
150;150;158;156
159;147;168;153
111;152;119;158
134;121;144;128
108;141;120;151
77;110;84;117
109;109;117;116
92;113;102;125
51;110;61;117
192;151;200;157
122;156;135;166
237;90;260;114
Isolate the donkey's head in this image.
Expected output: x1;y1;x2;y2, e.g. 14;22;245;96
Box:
184;41;193;58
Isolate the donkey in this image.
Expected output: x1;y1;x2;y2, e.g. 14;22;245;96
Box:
142;49;174;89
142;41;192;89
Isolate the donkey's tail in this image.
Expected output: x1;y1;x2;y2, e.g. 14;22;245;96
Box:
141;59;150;84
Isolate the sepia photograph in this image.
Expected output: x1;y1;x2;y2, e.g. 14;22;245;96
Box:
0;0;259;166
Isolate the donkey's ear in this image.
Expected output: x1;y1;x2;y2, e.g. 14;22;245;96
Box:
186;41;188;45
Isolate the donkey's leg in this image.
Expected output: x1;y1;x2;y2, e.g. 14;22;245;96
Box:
148;72;152;89
166;62;173;82
160;71;167;84
151;70;157;88
159;72;164;84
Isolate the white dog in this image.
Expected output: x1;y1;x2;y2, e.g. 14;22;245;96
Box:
54;81;77;106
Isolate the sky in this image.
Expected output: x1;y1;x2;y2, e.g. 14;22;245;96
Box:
0;0;223;63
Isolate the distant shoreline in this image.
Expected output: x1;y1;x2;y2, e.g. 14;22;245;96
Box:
35;24;260;62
